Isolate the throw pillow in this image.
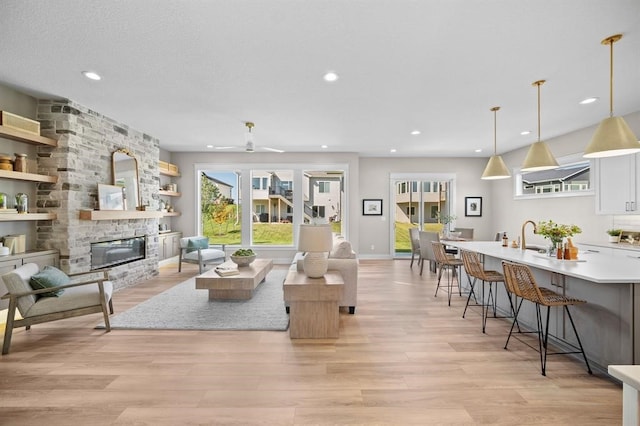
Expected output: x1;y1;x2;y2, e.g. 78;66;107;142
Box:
330;239;354;259
187;237;209;253
29;265;70;297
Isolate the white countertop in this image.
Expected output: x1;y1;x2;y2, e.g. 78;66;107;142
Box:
609;365;640;389
445;241;640;284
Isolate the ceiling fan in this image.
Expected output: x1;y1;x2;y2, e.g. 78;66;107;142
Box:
214;122;285;153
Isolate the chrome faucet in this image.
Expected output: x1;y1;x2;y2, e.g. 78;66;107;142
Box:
521;220;537;251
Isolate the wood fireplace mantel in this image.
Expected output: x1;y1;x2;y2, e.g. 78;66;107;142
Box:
79;210;164;220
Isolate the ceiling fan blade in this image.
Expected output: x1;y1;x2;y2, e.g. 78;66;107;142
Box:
214;146;235;150
263;147;285;153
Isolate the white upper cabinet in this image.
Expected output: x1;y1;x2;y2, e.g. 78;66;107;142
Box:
595;154;639;214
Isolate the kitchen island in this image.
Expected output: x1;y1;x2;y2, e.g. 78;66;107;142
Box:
446;241;640;370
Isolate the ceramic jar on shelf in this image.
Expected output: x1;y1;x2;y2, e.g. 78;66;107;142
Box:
13;153;27;172
0;155;13;171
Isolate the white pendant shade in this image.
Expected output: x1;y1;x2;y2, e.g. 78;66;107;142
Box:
584;116;640;158
482;155;511;180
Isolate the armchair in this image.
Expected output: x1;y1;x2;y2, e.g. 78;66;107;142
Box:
1;263;113;355
178;236;226;273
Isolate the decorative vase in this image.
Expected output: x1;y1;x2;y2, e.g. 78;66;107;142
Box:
548;239;563;257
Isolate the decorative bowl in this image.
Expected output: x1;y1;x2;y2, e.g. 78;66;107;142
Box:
230;254;256;267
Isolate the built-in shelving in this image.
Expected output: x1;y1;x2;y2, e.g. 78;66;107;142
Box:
0;213;56;221
79;210;164;220
0;124;57;147
0;169;57;183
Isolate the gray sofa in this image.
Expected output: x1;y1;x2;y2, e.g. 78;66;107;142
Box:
291;234;358;314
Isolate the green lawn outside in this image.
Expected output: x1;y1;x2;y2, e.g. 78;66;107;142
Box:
203;207;343;246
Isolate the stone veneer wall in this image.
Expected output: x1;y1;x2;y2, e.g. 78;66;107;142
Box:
35;99;161;289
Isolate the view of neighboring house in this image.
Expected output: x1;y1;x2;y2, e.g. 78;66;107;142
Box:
394;180;451;225
203;170;344;225
520;162;591;195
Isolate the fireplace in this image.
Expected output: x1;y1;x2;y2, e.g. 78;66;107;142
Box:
91;236;146;270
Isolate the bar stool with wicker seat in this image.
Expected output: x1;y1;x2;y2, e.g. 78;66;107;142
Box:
431;242;463;306
501;260;592;376
460;249;515;333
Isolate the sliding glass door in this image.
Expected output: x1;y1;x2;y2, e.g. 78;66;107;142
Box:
391;174;456;257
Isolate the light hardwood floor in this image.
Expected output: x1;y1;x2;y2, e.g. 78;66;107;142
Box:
0;259;622;425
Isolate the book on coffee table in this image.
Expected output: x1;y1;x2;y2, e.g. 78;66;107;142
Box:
215;266;239;277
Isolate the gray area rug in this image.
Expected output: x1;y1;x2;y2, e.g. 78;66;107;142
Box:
98;269;289;331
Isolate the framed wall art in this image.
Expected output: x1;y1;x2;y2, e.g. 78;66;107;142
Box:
98;184;125;211
465;196;482;217
362;199;383;216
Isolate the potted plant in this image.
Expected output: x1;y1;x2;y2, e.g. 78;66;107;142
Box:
607;229;622;243
537;220;582;256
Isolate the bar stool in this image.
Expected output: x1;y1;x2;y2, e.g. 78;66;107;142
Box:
501;260;592;376
431;242;463;306
460;249;515;333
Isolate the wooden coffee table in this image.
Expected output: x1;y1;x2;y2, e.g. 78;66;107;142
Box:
195;258;273;300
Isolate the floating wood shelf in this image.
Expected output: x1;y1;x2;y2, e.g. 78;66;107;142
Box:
159;169;180;177
158;190;181;197
162;211;181;217
0;169;57;183
79;210;164;220
0;213;56;221
0;124;57;147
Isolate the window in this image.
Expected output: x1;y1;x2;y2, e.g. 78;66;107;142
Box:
514;153;593;199
198;165;347;247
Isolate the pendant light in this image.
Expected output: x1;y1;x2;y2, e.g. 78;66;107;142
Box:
584;34;640;158
481;107;511;180
521;80;559;171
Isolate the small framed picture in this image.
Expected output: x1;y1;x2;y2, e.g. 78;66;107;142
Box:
363;199;383;216
98;184;125;211
465;196;482;217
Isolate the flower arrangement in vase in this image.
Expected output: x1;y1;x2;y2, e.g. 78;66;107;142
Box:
537;220;582;256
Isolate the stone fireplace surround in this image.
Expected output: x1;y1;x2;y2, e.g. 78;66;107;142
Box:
35;99;162;290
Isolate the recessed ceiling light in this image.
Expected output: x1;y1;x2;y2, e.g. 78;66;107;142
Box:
82;71;101;81
411;130;421;135
579;97;599;105
520;130;531;136
323;71;339;82
475;149;482;153
321;145;328;149
390;149;397;153
206;145;213;149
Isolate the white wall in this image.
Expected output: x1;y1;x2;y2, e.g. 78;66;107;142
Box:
358;156;492;257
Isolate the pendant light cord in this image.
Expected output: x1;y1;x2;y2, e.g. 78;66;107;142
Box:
609;38;614;117
491;106;500;155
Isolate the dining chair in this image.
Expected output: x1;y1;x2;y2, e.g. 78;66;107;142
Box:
452;228;474;240
501;260;592;376
418;231;439;275
408;227;421;268
431;242;463;306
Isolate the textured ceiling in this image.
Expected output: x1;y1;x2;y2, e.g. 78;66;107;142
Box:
1;0;639;157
